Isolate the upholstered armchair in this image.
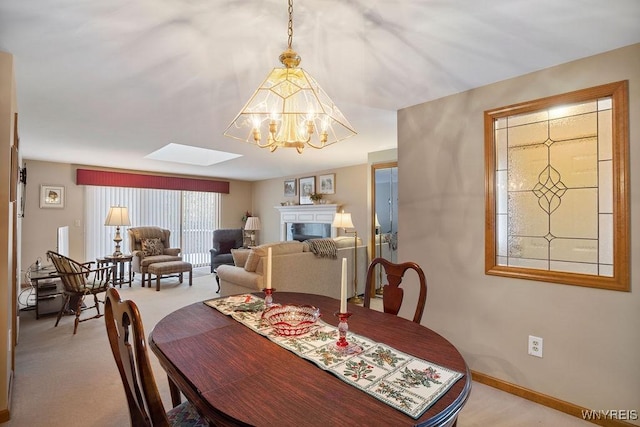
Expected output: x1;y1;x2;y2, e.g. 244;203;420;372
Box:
209;228;243;272
127;226;181;286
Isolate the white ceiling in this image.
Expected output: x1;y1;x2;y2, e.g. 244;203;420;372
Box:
1;0;638;181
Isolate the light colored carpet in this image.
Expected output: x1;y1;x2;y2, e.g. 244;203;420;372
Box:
8;268;592;426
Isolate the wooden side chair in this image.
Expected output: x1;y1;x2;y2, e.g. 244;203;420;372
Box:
363;257;428;324
47;250;112;334
104;287;208;427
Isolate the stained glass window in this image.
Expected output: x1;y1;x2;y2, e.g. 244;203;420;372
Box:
485;81;629;291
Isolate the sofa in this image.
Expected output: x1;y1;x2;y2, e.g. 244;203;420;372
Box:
127;226;182;286
216;237;369;300
209;228;244;273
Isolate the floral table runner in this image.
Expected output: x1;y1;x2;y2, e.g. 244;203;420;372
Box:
205;295;464;420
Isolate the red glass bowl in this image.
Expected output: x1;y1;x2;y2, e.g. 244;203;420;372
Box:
262;304;321;336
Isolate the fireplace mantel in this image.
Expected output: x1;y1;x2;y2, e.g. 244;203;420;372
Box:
275;204;340;241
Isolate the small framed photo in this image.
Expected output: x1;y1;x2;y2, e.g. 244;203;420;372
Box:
40;185;65;209
298;176;315;205
318;173;336;194
284;179;297;197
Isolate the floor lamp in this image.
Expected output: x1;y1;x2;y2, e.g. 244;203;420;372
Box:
375;214;384;296
332;210;362;304
104;206;131;257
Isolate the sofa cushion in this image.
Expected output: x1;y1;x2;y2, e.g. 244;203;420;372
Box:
253;241;306;257
244;241;306;273
244;251;260;272
142;238;164;256
140;254;182;268
219;239;236;254
231;249;250;268
333;236;363;248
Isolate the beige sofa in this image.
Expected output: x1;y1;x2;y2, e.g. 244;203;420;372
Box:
217;238;368;300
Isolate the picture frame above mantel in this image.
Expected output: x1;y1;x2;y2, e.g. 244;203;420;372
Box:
298;176;315;205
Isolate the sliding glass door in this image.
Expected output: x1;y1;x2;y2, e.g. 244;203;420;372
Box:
85;186;219;267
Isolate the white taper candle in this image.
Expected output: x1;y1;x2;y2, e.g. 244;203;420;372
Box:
340;257;347;313
266;247;272;289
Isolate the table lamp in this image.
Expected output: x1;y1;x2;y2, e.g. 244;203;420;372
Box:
332;210;362;304
244;216;261;247
104;206;131;257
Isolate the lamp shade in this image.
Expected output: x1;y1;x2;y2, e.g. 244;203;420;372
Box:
332;212;354;229
104;206;131;226
374;214;381;228
244;216;262;231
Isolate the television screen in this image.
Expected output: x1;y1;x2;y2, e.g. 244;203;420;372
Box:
57;226;69;257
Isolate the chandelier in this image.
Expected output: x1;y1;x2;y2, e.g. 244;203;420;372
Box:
224;0;356;153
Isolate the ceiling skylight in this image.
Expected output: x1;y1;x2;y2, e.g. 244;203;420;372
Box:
145;143;242;166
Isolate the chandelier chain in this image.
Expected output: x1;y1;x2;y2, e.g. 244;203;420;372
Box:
287;0;294;49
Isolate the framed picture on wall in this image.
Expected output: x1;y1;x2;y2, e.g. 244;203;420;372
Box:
40;185;65;209
298;176;315;205
318;173;336;194
284;178;297;197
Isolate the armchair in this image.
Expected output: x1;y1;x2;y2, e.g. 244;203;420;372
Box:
47;251;112;334
209;228;243;272
127;226;182;287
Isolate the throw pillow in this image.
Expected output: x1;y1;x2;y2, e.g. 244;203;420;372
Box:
244;250;261;272
141;238;164;256
231;249;250;268
218;239;236;254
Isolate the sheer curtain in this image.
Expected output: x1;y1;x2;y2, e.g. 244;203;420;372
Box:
85;186;220;267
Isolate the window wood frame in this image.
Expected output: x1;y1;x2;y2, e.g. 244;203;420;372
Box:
484;81;629;291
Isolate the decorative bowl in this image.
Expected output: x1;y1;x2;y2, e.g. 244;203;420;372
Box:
262;304;321;336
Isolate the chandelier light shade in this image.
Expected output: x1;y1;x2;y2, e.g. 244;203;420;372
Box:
104;206;131;257
224;0;356;153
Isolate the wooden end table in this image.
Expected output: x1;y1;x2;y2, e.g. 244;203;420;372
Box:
98;255;133;288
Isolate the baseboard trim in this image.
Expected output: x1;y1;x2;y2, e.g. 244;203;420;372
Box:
471;371;637;427
0;409;9;423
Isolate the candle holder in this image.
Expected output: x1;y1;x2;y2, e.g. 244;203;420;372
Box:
333;311;362;355
262;288;275;308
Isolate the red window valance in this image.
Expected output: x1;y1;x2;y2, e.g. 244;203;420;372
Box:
76;169;229;194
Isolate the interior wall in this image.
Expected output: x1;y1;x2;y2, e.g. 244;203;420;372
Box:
20;160;253;282
219;180;253;229
398;43;639;420
0;50;16;420
21;161;85;267
252;164;369;246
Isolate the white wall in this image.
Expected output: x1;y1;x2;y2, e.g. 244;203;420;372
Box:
398;43;640;420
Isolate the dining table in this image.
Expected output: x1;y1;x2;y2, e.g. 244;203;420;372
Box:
149;292;471;426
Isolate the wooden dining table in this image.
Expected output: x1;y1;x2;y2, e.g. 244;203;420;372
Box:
149;292;471;427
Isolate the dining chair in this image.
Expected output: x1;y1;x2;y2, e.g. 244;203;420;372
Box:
104;288;208;427
47;250;112;334
363;257;428;324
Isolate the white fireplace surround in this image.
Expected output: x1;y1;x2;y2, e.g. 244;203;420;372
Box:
275;204;340;241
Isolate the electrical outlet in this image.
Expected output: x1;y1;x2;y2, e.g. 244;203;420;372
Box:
528;335;543;358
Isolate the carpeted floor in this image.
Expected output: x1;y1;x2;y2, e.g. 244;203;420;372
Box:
7;267;593;426
9;267;219;427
